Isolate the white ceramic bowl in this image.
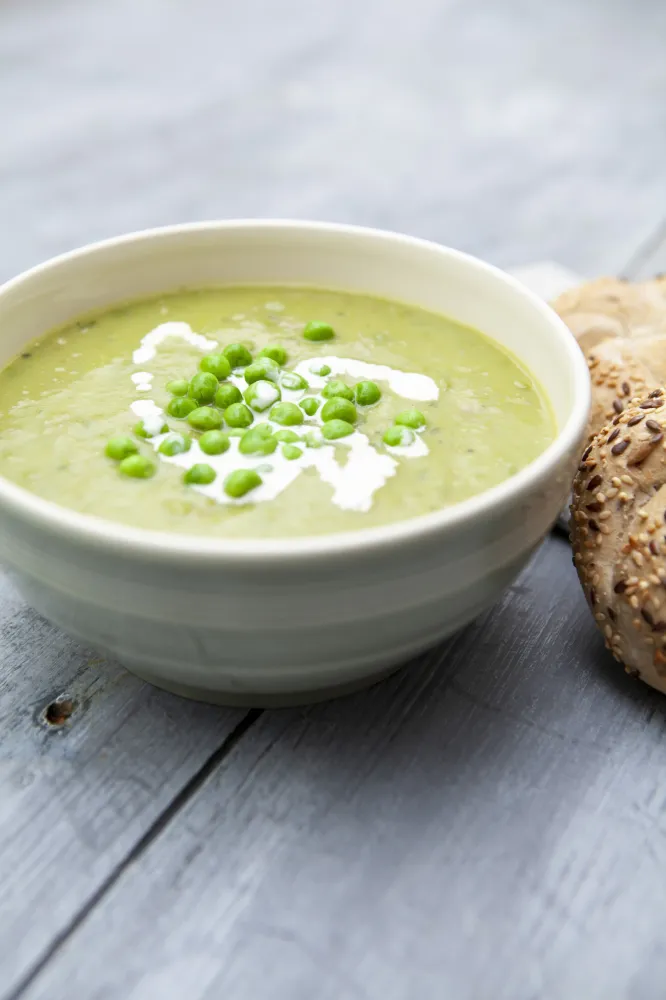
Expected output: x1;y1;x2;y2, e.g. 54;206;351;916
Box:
0;221;590;705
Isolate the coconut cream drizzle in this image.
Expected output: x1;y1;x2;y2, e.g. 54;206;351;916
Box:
130;322;438;510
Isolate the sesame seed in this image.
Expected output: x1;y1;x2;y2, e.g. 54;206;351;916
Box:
586;502;602;513
587;475;602;492
607;606;616;621
640;400;662;409
639;509;649;520
599;510;612;520
613;399;624;414
621;475;634;485
588;519;600;533
630;595;639;608
611;439;630;456
596;493;606;504
581;444;593;462
604;625;613;639
632;551;645;566
619;492;629;503
646;419;662;433
650;542;660;556
639;580;649;591
612;477;622;487
643;608;656;626
594;612;605;622
622;381;631;396
614;580;627;593
606;488;619;499
649;389;663;399
627;414;645;426
607;428;620;444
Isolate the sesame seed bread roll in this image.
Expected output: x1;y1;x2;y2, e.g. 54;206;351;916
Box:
570;389;666;692
552;276;666;441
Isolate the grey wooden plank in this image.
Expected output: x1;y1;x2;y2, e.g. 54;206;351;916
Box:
624;222;666;279
0;0;665;284
0;0;665;995
20;537;666;1000
0;572;249;995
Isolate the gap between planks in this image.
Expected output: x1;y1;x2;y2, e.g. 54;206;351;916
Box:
4;709;263;1000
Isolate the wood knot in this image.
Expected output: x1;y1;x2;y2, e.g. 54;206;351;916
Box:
42;698;76;728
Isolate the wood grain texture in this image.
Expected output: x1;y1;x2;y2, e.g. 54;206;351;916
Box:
20;538;666;1000
0;572;249;994
1;0;666;996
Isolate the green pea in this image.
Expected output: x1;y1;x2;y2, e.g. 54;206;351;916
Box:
322;419;354;440
244;359;279;384
223;343;253;368
105;435;139;461
184;463;216;485
320;397;357;424
119;454;156;478
355;381;381;406
274;429;300;443
187;406;224;432
282;444;302;461
167;396;199;419
134;418;169;438
188;372;218;404
198;430;230;455
309;361;331;377
322;380;354;401
383;425;415;447
303;321;335;341
214;383;242;409
245;379;281;412
199;353;231;380
280;370;309;391
165;378;189;397
395;408;426;429
304;430;324;448
225;402;253;428
159;432;192;456
259;345;288;365
300;397;320;416
224;468;262;498
270;402;304;426
239;424;278;456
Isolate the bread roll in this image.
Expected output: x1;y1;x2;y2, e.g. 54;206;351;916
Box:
553;276;666;440
560;277;666;691
570;389;666;691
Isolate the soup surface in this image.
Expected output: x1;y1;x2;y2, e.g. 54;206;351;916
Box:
0;286;554;538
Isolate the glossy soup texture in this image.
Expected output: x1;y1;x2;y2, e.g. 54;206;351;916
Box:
0;286;554;538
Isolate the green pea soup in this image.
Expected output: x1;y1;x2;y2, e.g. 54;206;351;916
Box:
0;286;554;538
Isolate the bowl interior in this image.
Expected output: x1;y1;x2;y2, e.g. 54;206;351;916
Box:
0;221;581;433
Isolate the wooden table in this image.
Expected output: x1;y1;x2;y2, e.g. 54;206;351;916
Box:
1;1;666;997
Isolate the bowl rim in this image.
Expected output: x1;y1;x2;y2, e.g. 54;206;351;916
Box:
0;219;590;564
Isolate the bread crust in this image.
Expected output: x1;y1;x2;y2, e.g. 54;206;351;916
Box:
570;389;666;692
559;277;666;691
